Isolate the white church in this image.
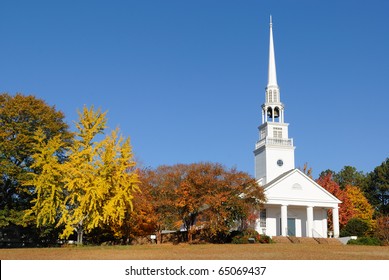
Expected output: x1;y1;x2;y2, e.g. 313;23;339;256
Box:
254;17;341;238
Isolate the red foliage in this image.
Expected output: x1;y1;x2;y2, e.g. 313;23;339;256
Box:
316;173;354;229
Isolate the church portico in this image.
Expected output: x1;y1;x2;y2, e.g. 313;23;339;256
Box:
258;201;334;238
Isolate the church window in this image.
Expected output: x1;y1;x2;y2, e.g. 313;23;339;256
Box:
260;210;266;227
273;90;277;102
268;90;272;102
273;127;282;138
292;183;302;190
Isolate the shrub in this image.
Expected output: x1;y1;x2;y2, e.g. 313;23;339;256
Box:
374;215;389;246
230;229;261;244
340;218;369;237
231;235;249;244
347;237;382;246
258;234;273;244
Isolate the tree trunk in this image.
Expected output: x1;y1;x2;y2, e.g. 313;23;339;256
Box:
77;229;83;245
76;220;84;245
188;226;193;243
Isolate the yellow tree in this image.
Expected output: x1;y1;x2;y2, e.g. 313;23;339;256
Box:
99;129;140;235
59;106;107;244
344;185;374;223
59;106;140;244
24;128;66;227
26;106;139;244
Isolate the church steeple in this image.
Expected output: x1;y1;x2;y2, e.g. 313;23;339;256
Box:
254;16;295;185
262;16;284;124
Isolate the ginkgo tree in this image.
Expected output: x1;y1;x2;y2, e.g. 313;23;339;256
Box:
24;129;67;228
25;106;139;244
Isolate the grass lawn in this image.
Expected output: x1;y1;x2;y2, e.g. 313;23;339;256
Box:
1;243;389;260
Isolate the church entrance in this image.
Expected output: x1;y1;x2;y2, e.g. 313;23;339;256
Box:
287;218;296;236
279;217;297;236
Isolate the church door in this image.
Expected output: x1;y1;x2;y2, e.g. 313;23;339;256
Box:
287;218;296;236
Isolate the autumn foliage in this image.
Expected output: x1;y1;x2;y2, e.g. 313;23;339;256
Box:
24;106;140;244
375;215;389;245
317;172;375;235
134;163;265;243
2;93;387;246
344;185;374;223
316;173;354;229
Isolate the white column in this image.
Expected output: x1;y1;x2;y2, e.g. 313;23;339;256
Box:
262;109;265;124
281;205;288;236
306;206;313;237
332;207;340;238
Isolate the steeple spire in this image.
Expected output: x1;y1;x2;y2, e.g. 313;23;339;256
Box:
262;15;284;124
268;15;278;87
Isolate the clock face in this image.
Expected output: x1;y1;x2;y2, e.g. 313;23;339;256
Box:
277;159;283;167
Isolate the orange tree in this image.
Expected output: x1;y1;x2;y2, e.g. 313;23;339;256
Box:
138;163;265;243
114;169;158;243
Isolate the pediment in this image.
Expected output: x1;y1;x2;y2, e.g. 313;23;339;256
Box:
263;169;341;207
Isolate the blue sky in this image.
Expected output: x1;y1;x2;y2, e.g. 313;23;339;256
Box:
1;0;388;179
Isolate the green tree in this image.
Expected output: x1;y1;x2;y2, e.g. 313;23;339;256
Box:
318;169;336;179
365;158;389;215
340;218;369;237
0;93;72;244
333;166;366;190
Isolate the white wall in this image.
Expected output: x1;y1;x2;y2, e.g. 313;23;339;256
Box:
265;146;295;183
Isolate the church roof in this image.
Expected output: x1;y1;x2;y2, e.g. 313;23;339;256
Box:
263;169;295;188
263;168;342;206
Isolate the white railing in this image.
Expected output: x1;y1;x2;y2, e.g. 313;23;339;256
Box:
255;137;293;149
